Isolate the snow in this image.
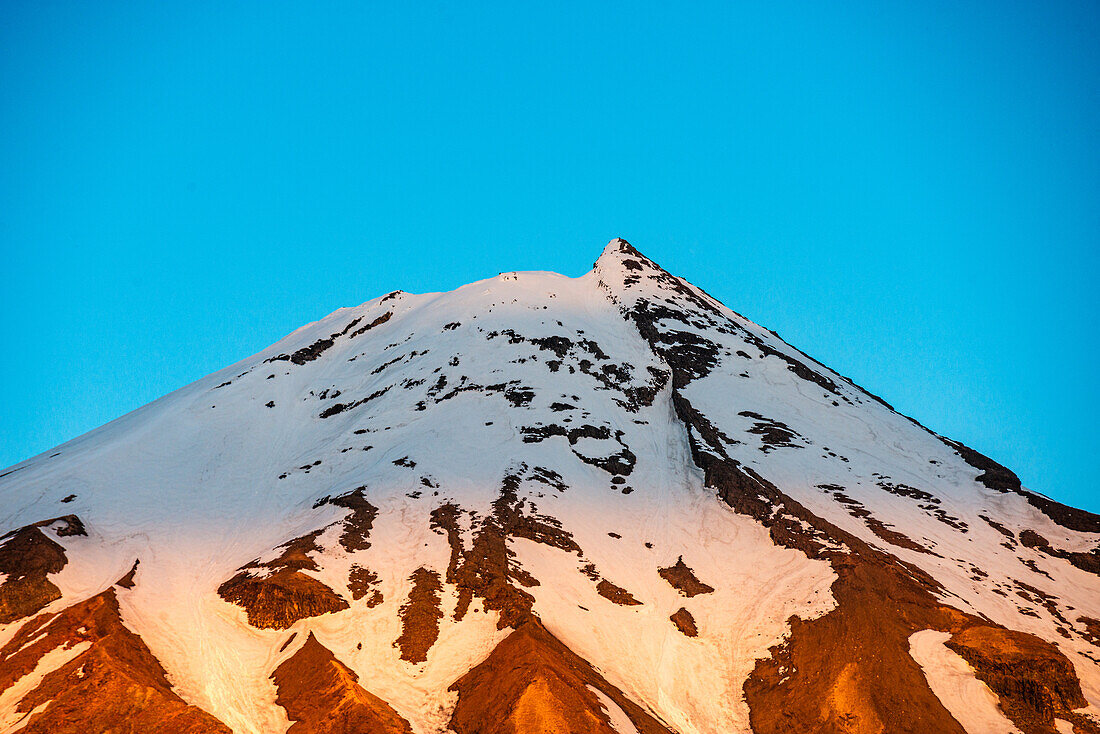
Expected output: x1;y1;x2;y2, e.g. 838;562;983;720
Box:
0;239;1097;733
594;241;1100;714
909;630;1021;734
511;377;835;734
589;685;641;734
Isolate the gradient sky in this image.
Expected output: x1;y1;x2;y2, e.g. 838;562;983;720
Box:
2;2;1098;511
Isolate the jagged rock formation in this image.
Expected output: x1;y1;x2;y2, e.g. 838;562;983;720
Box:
1;239;1097;733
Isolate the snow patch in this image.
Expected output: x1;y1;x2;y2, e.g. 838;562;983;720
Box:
589;685;640;734
909;629;1021;734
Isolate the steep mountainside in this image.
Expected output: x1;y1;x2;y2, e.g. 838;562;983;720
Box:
1;240;1098;734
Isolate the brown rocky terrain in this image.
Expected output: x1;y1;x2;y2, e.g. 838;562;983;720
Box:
273;632;413;733
218;529;350;630
0;516;84;625
449;618;675;734
219;488;384;629
394;567;444;663
670;607;698;637
658;556;715;597
0;586;230;732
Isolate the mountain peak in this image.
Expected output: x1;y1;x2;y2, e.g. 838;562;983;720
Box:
591;238;669;290
2;242;1098;734
594;237;649;267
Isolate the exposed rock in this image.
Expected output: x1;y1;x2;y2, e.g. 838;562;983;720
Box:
448;618;676;734
318;386;391;419
1019;529;1100;577
221;488;384;626
348;565;383;606
943;437;1100;534
574;444;637;477
670;607;698;637
948;625;1094;734
739;411;803;452
348;311;394;339
875;478;967;532
429;467;582;629
1079;616;1100;647
676;394;1095;734
658;557;715;597
0;588;231;733
218;530;349;629
596;579;642;606
115;559;140;589
268;311;393;365
823;485;937;555
394;567;443;663
0;516;84;624
272;632;412;734
315;486;379;552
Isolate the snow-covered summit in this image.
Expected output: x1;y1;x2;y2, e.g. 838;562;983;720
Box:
1;240;1098;734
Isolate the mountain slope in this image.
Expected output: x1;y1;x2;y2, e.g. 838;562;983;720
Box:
1;239;1097;734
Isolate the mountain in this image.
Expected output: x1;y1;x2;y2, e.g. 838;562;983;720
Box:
1;239;1098;734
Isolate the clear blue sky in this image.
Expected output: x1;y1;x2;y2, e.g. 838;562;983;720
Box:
2;2;1097;511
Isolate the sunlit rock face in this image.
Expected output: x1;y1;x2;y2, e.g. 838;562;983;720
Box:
2;239;1098;734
